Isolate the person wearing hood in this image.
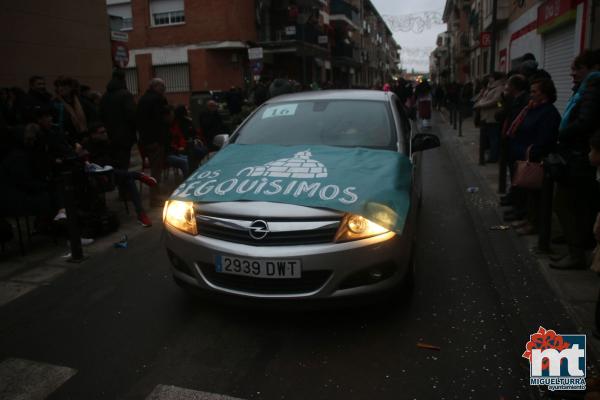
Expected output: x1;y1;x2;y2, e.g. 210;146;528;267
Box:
474;72;506;163
516;53;552;83
99;69;137;170
269;78;293;98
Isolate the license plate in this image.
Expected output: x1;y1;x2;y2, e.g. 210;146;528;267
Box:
215;255;302;279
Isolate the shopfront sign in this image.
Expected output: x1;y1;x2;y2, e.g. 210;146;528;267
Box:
110;31;129;68
537;0;577;34
480;32;492;48
248;47;264;60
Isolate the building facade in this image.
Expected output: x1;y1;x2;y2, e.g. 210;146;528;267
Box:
106;0;400;102
441;0;594;112
107;0;257;104
1;0;112;90
430;32;451;85
441;0;471;84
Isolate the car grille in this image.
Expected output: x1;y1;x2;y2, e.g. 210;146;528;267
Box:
196;215;340;246
197;262;332;294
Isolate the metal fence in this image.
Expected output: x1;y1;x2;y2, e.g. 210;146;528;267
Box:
152;63;190;93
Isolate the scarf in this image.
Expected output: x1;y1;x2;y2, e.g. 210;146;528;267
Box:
57;95;87;134
560;71;600;132
506;100;537;138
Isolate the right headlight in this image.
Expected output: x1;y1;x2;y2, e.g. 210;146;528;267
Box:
334;213;394;242
163;200;197;235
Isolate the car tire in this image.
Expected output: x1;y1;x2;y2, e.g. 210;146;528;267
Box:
402;241;416;293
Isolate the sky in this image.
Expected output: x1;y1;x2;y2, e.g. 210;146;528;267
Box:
371;0;447;73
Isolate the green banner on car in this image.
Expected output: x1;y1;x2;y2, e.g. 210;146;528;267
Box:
170;144;413;233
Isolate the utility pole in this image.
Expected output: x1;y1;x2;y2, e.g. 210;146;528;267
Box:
489;0;498;72
298;12;310;87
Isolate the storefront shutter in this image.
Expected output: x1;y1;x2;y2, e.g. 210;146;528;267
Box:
543;25;576;115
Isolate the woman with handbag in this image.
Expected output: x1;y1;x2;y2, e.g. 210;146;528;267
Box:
506;78;561;235
551;50;600;270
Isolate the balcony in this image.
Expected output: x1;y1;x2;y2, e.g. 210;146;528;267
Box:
263;23;327;48
482;0;510;30
332;42;360;62
329;0;360;30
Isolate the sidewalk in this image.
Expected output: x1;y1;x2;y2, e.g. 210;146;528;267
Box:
438;111;600;355
0;147;174;307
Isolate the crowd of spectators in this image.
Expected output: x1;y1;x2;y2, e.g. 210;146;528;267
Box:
435;50;600;337
0;71;217;244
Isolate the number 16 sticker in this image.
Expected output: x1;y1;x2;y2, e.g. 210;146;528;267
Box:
262;104;298;119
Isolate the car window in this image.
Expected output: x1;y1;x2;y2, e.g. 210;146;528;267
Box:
232;100;397;150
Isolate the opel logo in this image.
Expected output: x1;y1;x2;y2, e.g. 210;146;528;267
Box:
249;220;270;240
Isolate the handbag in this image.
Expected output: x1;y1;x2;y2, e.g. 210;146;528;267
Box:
512;146;544;189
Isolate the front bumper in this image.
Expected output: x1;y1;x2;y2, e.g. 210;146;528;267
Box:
164;224;412;300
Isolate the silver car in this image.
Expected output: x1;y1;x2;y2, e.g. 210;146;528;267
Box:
163;90;439;300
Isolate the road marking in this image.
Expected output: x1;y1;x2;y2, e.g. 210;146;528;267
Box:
0;358;77;400
0;282;38;307
11;266;67;284
146;385;245;400
0;265;69;307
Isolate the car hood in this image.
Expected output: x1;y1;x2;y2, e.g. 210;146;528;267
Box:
195;201;343;219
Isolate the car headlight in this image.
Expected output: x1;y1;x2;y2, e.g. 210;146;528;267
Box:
163;200;197;235
334;214;393;242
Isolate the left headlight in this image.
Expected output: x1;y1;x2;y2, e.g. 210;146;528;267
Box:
163;200;197;235
334;213;393;242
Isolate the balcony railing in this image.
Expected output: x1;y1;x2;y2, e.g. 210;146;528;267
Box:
265;24;327;48
332;43;360;61
330;0;360;27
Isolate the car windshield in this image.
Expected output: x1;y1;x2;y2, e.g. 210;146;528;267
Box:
232;99;397;150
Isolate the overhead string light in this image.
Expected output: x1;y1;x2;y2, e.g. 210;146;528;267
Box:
382;12;444;34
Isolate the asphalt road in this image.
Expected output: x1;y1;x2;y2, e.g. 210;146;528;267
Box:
0;118;575;400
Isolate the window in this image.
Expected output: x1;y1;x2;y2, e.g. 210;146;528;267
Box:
233;100;397;150
124;68;139;95
107;2;133;31
153;64;190;93
150;0;185;26
121;17;133;30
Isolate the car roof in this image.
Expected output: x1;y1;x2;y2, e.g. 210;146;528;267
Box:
265;89;392;104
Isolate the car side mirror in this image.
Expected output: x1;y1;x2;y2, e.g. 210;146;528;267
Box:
213;134;230;149
412;133;440;152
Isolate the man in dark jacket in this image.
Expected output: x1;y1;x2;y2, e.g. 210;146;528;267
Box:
499;74;530;211
20;76;54;123
136;78;169;206
198;100;226;151
99;70;137;169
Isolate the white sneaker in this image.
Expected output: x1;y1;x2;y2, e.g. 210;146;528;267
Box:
86;163;114;173
54;210;67;221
